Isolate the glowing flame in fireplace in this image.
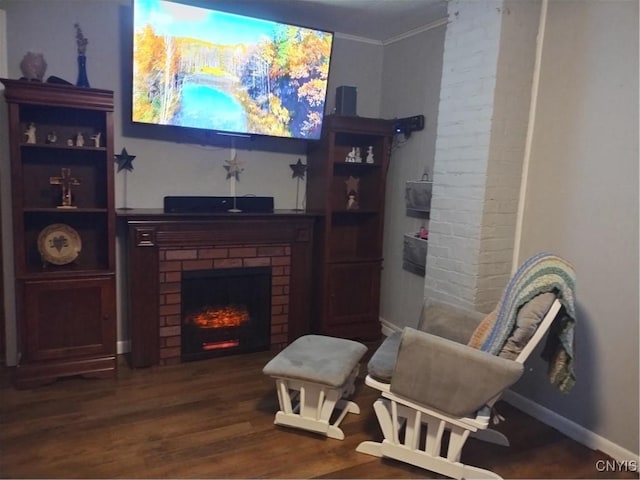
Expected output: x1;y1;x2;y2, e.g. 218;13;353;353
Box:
185;304;250;329
202;340;240;350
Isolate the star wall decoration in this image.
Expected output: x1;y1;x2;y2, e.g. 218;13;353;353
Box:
345;175;360;194
115;147;136;172
290;158;307;180
224;152;244;181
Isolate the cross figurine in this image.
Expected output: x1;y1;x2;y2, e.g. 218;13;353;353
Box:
49;168;81;208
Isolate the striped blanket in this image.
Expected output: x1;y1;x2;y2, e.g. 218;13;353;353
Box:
480;252;577;393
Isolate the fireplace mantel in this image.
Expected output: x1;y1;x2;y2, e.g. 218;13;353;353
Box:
118;209;316;367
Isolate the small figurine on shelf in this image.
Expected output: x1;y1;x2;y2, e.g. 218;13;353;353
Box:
345;147;357;163
24;122;36;144
46;131;57;144
90;132;101;148
75;132;85;147
345;147;363;163
366;146;374;164
418;226;429;240
347;193;359;210
66;138;74;146
345;175;360;210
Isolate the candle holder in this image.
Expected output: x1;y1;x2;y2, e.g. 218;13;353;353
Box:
114;148;136;210
228;195;242;213
289;158;307;211
224;144;244;213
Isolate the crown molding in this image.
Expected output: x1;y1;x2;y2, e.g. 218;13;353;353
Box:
334;32;382;46
334;17;449;46
383;17;449;45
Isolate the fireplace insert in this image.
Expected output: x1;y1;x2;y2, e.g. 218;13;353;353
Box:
181;266;271;361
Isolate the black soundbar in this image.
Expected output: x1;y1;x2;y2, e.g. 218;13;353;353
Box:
164;196;274;213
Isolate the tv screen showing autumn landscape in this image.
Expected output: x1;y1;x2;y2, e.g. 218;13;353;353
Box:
132;0;334;140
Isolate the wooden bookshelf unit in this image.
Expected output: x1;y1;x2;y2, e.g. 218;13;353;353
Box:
306;115;393;340
1;79;116;388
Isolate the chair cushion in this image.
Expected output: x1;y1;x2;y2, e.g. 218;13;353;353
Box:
498;292;556;360
263;335;367;388
419;300;486;344
371;293;555;388
468;293;556;355
367;331;402;383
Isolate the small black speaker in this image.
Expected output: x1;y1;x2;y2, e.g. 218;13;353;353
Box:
335;86;357;116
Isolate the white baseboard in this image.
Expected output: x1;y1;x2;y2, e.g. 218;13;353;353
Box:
117;340;131;355
503;390;639;463
379;317;401;337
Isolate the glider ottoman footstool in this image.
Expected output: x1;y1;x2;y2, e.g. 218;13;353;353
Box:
263;335;367;440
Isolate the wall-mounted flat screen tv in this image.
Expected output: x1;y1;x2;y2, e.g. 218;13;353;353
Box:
132;0;334;141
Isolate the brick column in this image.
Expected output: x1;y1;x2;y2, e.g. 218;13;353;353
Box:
425;0;541;312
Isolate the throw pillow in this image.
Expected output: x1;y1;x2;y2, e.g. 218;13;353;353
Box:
498;292;556;360
467;308;498;349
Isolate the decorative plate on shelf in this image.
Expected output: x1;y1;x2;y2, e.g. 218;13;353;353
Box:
37;223;82;265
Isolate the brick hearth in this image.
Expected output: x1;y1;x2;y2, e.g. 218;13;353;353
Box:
158;244;291;365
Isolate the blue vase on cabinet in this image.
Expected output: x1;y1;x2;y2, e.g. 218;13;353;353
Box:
76;55;90;88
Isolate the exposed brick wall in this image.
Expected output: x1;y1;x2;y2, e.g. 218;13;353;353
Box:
157;243;291;365
426;0;504;311
425;0;539;312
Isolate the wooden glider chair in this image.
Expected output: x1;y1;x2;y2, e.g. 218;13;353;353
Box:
356;252;576;479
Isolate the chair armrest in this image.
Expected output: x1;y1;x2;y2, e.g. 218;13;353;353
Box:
390;328;524;417
367;331;402;383
418;300;488;344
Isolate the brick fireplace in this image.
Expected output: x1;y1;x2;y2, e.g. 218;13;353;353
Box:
119;210;315;368
159;244;290;364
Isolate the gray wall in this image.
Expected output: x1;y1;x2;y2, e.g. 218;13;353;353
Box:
327;36;383;118
515;0;639;456
378;24;446;330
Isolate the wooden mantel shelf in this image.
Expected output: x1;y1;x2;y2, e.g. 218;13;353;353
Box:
118;210;317;368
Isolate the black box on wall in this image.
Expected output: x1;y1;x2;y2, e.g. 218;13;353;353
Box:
335;86;357;116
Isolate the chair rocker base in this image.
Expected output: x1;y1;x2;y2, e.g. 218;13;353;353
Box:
356;385;503;480
272;368;360;440
471;427;510;446
357;439;500;479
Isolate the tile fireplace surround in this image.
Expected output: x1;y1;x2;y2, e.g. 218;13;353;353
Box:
118;209;315;367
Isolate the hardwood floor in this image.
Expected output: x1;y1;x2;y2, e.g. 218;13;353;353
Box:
0;349;636;479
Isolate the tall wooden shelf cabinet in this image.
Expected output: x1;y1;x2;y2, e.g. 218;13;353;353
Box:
1;79;117;388
306;115;393;340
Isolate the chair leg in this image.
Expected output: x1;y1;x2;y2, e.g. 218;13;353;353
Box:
446;426;471;462
356;398;393;457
